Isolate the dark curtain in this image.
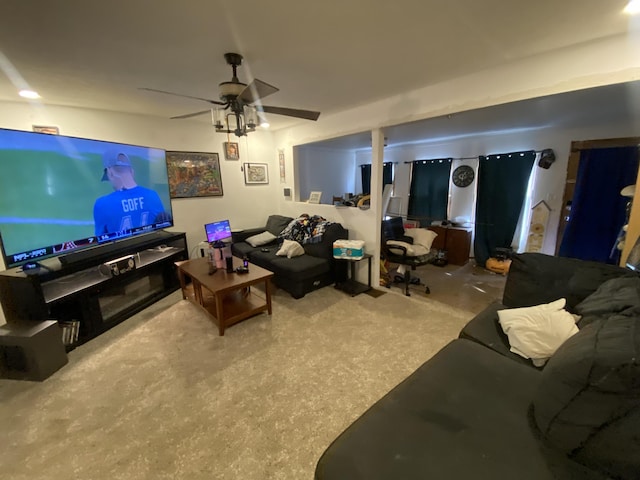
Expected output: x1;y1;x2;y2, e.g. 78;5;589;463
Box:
407;159;452;227
474;151;536;266
360;163;393;195
559;146;639;264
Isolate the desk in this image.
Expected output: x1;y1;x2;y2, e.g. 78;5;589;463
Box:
427;226;472;265
335;253;372;296
176;257;273;335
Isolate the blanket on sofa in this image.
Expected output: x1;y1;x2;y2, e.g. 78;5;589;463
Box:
279;215;333;245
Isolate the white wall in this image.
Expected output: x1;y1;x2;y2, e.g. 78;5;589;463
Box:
296;146;355;203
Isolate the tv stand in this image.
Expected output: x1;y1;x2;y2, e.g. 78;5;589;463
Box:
0;231;187;350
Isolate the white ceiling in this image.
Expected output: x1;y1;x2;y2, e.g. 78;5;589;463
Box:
302;80;640;150
0;1;638;132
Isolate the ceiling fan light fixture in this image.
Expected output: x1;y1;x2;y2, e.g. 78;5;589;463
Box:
218;81;246;99
19;89;40;99
213;106;256;137
624;0;640;14
244;105;257;129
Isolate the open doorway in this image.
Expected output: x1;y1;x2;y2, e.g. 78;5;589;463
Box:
556;137;640;264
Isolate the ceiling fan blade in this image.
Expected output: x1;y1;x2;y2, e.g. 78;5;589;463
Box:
261;105;321;121
139;87;225;106
170;110;211;120
239;79;279;104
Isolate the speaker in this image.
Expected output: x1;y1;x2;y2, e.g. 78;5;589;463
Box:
226;256;234;273
99;255;136;277
538;149;556;169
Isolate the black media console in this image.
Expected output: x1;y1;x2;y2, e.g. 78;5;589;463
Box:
0;231;187;350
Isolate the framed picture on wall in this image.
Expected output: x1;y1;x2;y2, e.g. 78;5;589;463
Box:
32;125;59;135
243;163;269;184
308;191;322;204
166;151;223;198
224;142;239;160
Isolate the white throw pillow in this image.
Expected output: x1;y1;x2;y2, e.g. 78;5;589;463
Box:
497;298;579;367
276;239;305;258
386;240;430;257
404;228;438;250
246;231;277;247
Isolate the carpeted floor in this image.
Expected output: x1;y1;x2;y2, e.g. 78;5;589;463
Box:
0;284;480;480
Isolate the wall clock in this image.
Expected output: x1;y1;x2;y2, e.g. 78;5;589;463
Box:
452;165;475;188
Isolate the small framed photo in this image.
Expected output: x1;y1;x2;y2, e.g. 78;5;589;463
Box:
308;191;322;204
224;142;239;160
33;125;59;135
243;163;269;184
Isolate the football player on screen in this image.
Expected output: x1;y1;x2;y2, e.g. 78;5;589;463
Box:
93;151;171;236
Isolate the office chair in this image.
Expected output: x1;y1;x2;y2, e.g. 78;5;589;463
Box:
381;217;437;296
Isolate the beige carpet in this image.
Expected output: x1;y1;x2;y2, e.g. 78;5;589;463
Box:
0;286;476;480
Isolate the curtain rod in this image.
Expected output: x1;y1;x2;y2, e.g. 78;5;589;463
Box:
403;149;546;164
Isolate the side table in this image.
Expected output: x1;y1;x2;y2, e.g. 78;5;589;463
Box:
335;253;372;296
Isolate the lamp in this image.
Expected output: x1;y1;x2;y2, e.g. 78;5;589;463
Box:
213;104;258;137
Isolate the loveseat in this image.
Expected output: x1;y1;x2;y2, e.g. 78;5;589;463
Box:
231;214;348;299
315;253;640;479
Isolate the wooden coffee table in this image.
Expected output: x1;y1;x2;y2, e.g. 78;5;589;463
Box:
175;257;273;335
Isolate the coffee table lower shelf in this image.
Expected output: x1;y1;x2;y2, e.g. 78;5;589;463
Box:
177;258;273;335
200;288;269;331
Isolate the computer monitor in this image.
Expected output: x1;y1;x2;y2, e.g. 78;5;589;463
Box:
204;219;232;244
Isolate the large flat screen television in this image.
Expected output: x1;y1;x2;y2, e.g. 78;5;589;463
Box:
0;128;174;269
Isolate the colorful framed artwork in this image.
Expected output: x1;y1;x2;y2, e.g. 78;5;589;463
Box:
224;142;239;160
166;151;223;198
243;163;269;184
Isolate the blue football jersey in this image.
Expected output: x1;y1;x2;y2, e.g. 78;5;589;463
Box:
93;186;166;236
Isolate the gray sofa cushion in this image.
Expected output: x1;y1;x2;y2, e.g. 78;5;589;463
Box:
316;339;605;480
265;215;293;237
251;250;329;280
503;253;633;312
532;311;640;479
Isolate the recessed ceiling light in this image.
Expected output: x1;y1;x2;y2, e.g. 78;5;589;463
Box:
18;89;40;99
259;118;270;129
624;0;640;14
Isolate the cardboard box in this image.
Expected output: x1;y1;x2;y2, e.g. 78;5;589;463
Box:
333;240;365;260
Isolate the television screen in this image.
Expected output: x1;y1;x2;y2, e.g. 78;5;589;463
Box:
204;219;232;243
0;128;174;269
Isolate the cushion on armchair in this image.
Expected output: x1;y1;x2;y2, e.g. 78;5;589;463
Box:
404;228;438;250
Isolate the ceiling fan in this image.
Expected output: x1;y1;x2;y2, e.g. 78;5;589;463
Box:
140;52;321;137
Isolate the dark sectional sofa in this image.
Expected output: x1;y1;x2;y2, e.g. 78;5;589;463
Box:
231;214;348;299
315;253;640;479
